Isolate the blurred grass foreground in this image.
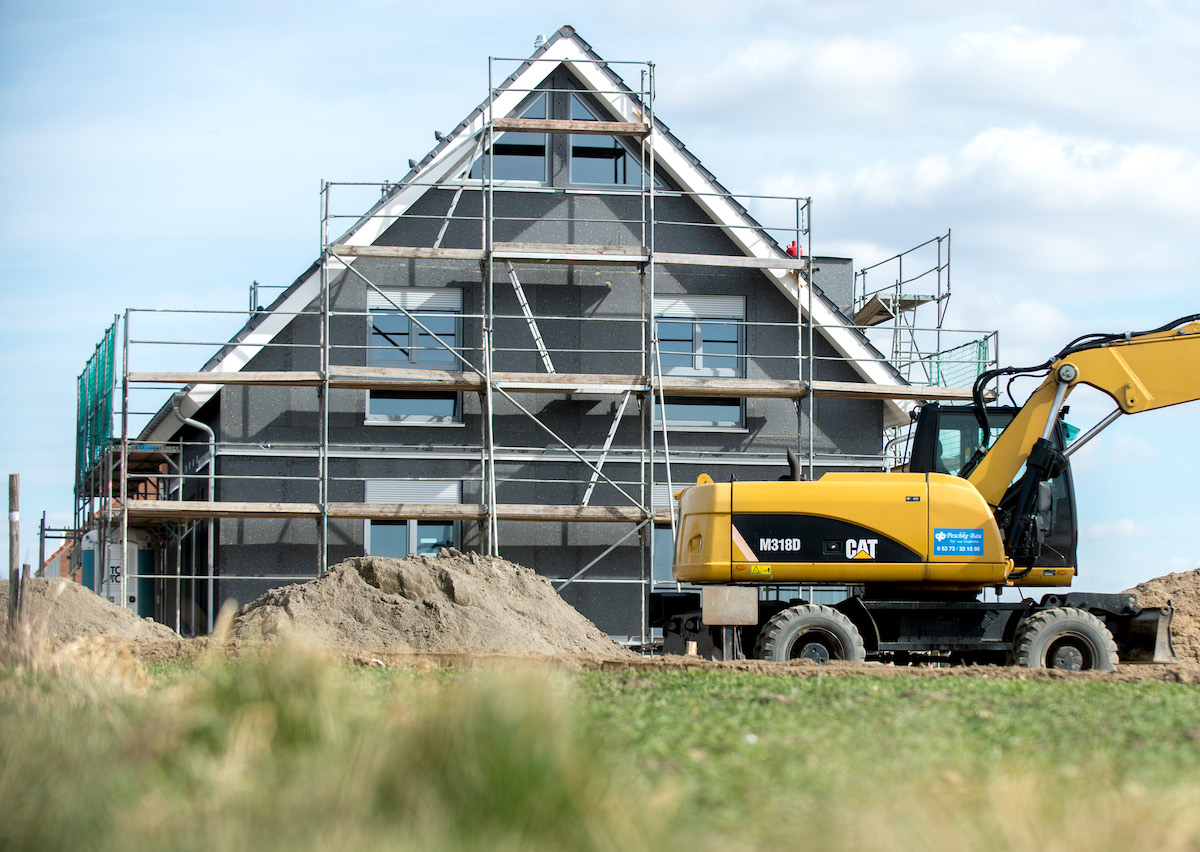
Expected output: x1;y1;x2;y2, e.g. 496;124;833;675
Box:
3;634;1200;852
0;638;666;852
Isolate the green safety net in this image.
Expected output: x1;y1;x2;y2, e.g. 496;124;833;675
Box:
75;322;117;489
929;338;987;388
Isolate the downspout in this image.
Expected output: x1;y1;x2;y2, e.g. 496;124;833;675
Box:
171;392;216;635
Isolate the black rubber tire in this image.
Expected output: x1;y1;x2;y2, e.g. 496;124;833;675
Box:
1015;607;1118;671
754;604;866;663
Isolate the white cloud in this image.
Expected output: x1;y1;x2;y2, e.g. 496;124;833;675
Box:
828;125;1200;218
1083;518;1147;541
1103;432;1160;465
665;35;917;118
811;37;917;92
947;26;1084;74
944;295;1075;367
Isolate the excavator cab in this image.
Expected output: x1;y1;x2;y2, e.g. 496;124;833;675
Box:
908;403;1078;572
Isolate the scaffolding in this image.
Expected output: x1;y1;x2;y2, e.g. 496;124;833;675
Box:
853;232;999;467
73;47;996;643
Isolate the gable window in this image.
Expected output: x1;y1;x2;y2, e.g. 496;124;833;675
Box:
653;295;745;429
569;95;650;187
365;480;460;557
470;93;548;183
367;287;463;423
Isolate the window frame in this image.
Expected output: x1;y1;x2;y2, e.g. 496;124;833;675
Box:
364;480;461;557
467;93;550;186
366;518;457;557
653;396;744;430
653;296;747;429
365;390;462;426
567;93;657;189
365;288;465;425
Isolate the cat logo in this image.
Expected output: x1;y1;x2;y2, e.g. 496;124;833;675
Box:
845;538;879;560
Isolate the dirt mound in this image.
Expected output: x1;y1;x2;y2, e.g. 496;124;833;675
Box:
1125;567;1200;665
232;552;633;657
1;578;177;641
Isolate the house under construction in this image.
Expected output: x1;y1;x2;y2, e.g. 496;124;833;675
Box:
72;26;997;644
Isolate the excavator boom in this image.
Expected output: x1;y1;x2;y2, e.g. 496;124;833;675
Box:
968;318;1200;507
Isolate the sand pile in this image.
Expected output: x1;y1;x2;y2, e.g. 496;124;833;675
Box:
233;551;633;657
1126;566;1200;665
0;578;177;641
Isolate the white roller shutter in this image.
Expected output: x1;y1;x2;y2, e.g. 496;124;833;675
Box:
368;287;464;311
364;480;462;503
653;294;744;318
652;483;678;508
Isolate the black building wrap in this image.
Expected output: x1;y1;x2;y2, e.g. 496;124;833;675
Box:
732;514;923;563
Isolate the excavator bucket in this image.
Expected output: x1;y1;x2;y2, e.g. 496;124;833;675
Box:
1118;606;1179;664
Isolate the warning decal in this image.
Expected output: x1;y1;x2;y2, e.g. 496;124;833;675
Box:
933;528;985;556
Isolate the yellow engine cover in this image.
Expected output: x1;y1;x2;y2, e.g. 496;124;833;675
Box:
673;473;1013;589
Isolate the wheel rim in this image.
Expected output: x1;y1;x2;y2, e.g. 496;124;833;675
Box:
1046;635;1092;670
790;631;840;662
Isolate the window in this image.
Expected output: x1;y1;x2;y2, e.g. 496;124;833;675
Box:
365;480;460;557
367;288;463;423
656;317;740;377
469;94;548;183
369;391;459;423
569;95;653;187
654;398;743;429
653;295;745;429
369;520;454;557
369;310;459;366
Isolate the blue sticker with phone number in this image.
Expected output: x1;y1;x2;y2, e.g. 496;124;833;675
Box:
934;528;985;555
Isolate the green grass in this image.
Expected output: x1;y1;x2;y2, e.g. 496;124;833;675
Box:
3;645;1200;852
578;670;1200;850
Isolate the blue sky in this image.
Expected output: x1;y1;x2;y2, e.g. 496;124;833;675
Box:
1;0;1196;592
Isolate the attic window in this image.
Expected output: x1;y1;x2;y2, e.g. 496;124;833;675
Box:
569;95;653;187
470;94;548;183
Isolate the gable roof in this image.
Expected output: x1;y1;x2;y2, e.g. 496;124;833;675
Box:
144;25;908;441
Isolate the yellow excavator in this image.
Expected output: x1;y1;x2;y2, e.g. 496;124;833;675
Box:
653;315;1200;669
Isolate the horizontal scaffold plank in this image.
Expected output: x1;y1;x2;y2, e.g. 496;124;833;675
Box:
492;242;649;265
811;380;976;401
126;367;977;401
656;376;807;399
329;244;486;261
332;503;669;523
127;371;325;386
328;242;810;271
654;251;809;271
124;500;670;524
491;117;650;136
125;500;322;519
327;365;483;391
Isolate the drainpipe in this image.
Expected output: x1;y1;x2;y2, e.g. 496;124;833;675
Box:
171;392;216;635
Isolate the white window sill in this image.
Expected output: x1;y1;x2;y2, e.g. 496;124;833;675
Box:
364;420;466;428
654;425;748;434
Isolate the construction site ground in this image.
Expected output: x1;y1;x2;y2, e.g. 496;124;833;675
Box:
4;552;1200;683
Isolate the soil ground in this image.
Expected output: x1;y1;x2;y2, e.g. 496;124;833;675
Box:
5;555;1199;682
1125;567;1200;666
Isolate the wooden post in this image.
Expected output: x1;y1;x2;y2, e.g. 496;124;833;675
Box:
7;474;18;640
19;563;30;626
